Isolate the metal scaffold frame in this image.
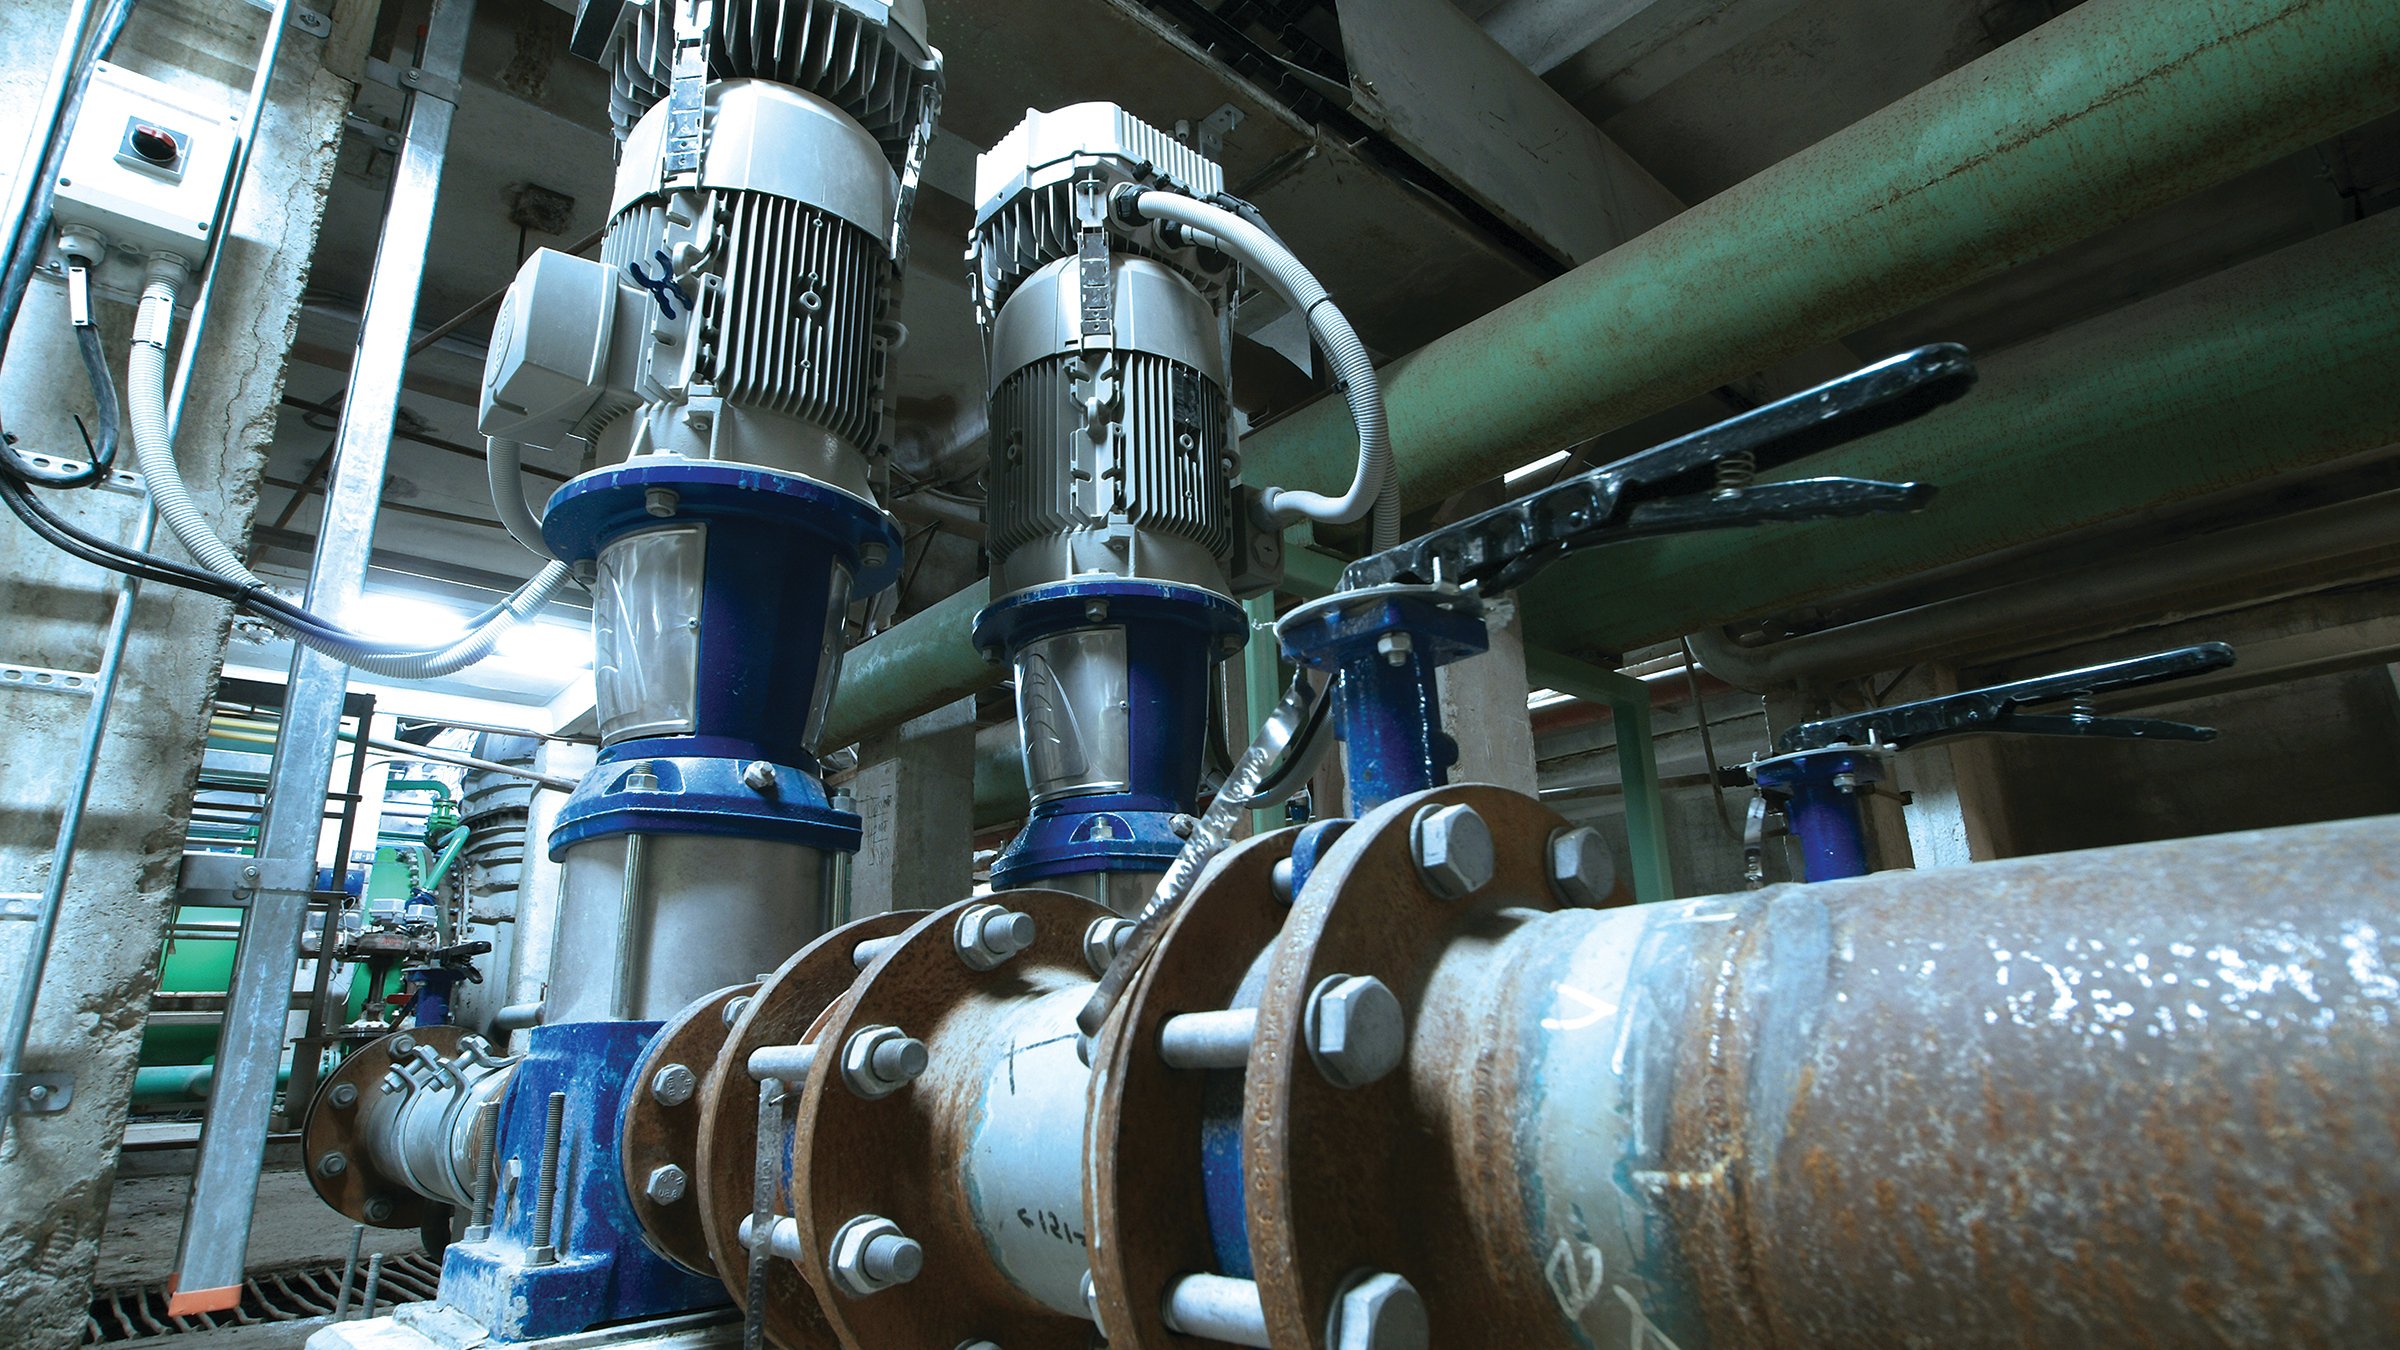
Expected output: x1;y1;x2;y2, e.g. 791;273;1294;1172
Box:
169;0;480;1311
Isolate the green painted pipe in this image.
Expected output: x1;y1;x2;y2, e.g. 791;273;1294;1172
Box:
1523;209;2400;657
134;1061;291;1105
822;0;2400;745
421;824;468;894
824;578;993;750
1238;0;2400;512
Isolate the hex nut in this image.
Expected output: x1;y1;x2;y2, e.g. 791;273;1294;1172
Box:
1305;974;1407;1089
315;1151;348;1178
362;1195;393;1222
828;1214;921;1296
721;995;752;1026
840;1025;928;1099
1411;804;1495;899
327;1081;359;1109
954;904;1036;972
1329;1271;1429;1350
643;1164;689;1205
1547;825;1618;906
1082;917;1134;975
741;760;779;792
649;1061;697;1107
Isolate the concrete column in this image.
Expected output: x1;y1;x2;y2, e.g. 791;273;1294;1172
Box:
1888;667;2012;868
0;2;348;1343
1436;595;1539;794
851;697;977;915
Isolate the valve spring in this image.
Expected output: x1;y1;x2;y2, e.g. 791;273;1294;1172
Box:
1714;449;1758;496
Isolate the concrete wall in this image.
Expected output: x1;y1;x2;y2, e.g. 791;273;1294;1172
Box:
852;698;977;915
0;2;345;1343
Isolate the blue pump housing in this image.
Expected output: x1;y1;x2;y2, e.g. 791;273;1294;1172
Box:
438;1021;725;1339
541;460;899;857
973;578;1246;889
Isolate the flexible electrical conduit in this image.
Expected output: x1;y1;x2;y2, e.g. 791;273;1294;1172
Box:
1129;190;1397;552
127;258;571;676
485;436;553;558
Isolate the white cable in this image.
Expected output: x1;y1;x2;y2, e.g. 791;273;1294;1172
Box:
125;256;571;676
1130;190;1398;551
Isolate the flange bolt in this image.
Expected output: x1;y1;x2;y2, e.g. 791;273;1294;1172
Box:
315;1151;348;1178
328;1082;359;1109
840;1025;929;1099
828;1214;922;1296
1329;1271;1430;1350
1547;825;1617;906
1082;917;1134;975
1411;803;1494;899
1305;974;1407;1088
649;1061;697;1106
741;761;779;793
643;1164;688;1205
954;904;1036;971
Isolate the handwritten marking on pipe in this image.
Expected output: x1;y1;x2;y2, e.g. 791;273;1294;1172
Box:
1542;983;1616;1031
1545;1239;1604;1318
1617;1286;1687;1350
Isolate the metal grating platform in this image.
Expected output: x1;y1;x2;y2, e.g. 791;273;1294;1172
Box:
83;1252;441;1343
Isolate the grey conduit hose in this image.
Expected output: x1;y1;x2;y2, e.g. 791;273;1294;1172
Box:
486;437;554;558
126;258;574;677
1128;190;1398;551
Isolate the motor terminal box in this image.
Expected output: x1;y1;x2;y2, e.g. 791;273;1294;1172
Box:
51;60;237;266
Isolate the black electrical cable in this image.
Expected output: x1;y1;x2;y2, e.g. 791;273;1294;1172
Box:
0;324;120;487
0;0;547;664
0;470;512;656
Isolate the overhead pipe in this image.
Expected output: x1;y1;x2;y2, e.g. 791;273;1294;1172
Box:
1690;486;2400;689
820;0;2400;747
1534;209;2400;658
1237;0;2400;511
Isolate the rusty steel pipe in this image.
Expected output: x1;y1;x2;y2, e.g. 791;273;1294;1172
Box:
1440;813;2400;1346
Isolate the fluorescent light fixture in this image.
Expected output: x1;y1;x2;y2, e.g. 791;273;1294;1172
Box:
1504;450;1569;485
1527;687;1574;710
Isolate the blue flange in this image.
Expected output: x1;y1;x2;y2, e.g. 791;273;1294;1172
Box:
1279;588;1490;814
439;1021;726;1340
973;579;1247;889
550;740;862;858
1752;747;1887;882
542;458;902;594
541;459;899;855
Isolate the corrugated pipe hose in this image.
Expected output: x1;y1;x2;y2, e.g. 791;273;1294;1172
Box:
127;260;570;678
485;436;554;559
1128;190;1398;552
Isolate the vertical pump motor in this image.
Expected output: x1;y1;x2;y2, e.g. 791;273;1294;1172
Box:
479;0;940;1023
966;104;1274;907
295;0;952;1339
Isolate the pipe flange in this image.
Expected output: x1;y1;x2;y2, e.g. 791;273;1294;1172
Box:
791;891;1108;1349
695;910;925;1350
300;1025;469;1230
1086;827;1299;1350
621;981;755;1276
1244;784;1621;1348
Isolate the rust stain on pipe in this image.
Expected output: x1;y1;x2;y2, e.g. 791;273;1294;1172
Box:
1501;814;2400;1346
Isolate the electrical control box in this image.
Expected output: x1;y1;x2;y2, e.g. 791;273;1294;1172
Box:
51;60;237;264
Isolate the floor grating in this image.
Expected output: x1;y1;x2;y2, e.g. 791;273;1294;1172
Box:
83;1251;442;1342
